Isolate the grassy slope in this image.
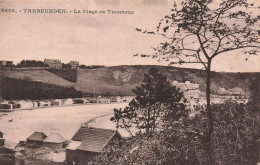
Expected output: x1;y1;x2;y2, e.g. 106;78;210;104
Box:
1;66;259;96
1;77;82;100
75;65;259;95
46;69;77;83
3;68;74;87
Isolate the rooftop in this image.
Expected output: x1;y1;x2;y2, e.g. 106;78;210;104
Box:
27;132;47;142
71;127;121;152
43;133;66;143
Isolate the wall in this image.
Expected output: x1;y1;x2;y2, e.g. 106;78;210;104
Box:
42;142;63;149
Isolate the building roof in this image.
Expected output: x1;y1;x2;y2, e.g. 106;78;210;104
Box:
66;141;83;150
71;127;121;153
43;133;66;143
4;141;17;150
27;132;47;142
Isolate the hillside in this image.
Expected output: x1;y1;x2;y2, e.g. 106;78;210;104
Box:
1;66;259;98
1;77;82;100
2;68;74;87
75;65;258;96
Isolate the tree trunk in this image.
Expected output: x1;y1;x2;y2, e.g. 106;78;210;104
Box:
206;60;215;164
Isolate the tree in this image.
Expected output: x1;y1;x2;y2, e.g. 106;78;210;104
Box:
62;63;72;69
17;60;47;67
111;66;188;136
96;102;259;165
136;0;260;163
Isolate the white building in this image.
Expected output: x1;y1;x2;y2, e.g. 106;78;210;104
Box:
172;81;201;100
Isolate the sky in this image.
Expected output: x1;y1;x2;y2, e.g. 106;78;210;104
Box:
0;0;259;72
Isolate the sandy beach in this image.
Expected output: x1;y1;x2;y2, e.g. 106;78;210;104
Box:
0;103;128;143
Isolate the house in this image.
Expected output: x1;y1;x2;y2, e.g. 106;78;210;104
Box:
69;61;79;69
116;96;123;102
38;101;51;107
97;98;110;104
62;98;74;105
42;133;66;149
0;131;4;146
172;81;201;100
13;101;33;109
0;131;3;138
0;103;13;110
27;132;47;145
66;126;122;165
44;58;62;69
0;141;16;165
83;98;90;104
51;99;62;106
122;96;135;102
73;98;84;104
89;98;98;103
0;60;13;67
32;101;38;108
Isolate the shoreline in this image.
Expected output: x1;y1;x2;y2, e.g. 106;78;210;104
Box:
0;102;128;112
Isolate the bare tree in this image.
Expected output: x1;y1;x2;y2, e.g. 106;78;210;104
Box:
136;0;260;164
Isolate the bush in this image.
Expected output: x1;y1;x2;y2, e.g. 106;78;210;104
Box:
95;102;259;165
1;77;82;100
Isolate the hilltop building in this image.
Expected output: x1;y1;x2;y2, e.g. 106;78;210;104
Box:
44;58;62;69
66;126;122;165
0;60;13;67
69;61;79;69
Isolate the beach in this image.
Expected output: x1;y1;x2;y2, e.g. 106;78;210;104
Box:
0;102;128;143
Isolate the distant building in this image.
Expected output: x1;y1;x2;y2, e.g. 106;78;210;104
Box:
0;61;13;67
172;81;200;100
44;58;62;69
62;98;74;105
69;61;79;69
89;98;98;103
97;98;110;104
13;101;33;109
66;126;122;165
0;131;4;146
51;99;62;106
0;103;13;110
0;131;3;139
228;87;245;96
42;133;66;149
27;132;47;145
38;101;51;107
73;98;84;104
32;101;38;108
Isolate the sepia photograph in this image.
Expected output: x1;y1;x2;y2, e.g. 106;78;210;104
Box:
0;0;259;164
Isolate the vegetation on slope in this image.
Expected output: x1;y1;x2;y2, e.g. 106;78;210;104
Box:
46;69;78;83
2;65;259;96
1;77;82;100
94;68;259;165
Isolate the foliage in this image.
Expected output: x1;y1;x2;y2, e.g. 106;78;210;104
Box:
62;63;72;69
1;77;82;100
138;0;260;66
17;60;48;68
136;1;260;163
78;65;105;69
248;74;260;108
111;67;188;135
96;102;259;165
212;102;259;164
46;69;78;83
